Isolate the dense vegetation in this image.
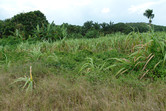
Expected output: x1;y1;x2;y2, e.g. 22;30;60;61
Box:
0;11;166;40
0;10;166;110
0;32;166;110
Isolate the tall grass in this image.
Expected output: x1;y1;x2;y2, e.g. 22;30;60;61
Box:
1;32;166;79
0;32;166;110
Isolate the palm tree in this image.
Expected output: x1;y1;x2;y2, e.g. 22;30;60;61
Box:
143;9;154;25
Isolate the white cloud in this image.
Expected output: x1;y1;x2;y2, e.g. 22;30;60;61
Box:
128;2;155;14
0;0;92;13
0;0;93;22
101;8;110;14
128;0;166;14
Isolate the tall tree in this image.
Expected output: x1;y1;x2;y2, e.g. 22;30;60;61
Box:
11;10;48;37
82;21;94;35
143;9;155;25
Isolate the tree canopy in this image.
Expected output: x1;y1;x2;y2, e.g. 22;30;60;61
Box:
143;9;155;25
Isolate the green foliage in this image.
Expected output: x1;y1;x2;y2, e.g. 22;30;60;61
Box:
63;23;82;34
2;10;48;38
12;66;33;92
0;36;22;46
127;23;166;33
33;22;67;41
0;20;4;38
69;33;83;39
81;21;113;36
0;32;166;96
82;21;94;35
85;30;99;38
1;15;166;110
13;76;33;92
153;24;166;31
2;19;15;36
112;23;133;34
1;10;166;41
12;10;48;34
100;21;114;35
127;23;149;32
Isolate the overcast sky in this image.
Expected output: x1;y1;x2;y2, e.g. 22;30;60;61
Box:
0;0;166;26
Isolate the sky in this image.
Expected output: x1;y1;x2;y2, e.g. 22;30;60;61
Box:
0;0;166;26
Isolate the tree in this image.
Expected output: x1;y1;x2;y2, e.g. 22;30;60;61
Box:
143;9;154;25
93;22;100;30
82;21;94;35
0;20;4;38
100;21;114;35
11;10;48;37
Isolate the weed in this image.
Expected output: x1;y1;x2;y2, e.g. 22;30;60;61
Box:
12;66;34;92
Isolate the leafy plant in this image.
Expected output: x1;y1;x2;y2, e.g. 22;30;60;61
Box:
12;66;34;92
30;46;42;61
33;23;68;41
79;57;106;74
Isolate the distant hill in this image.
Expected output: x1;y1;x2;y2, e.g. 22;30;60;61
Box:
126;22;166;32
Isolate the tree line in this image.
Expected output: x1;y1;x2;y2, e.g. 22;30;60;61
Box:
0;10;166;40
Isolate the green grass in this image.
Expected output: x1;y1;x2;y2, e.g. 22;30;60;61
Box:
0;32;166;110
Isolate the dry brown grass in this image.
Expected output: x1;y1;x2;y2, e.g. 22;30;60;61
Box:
0;74;166;111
